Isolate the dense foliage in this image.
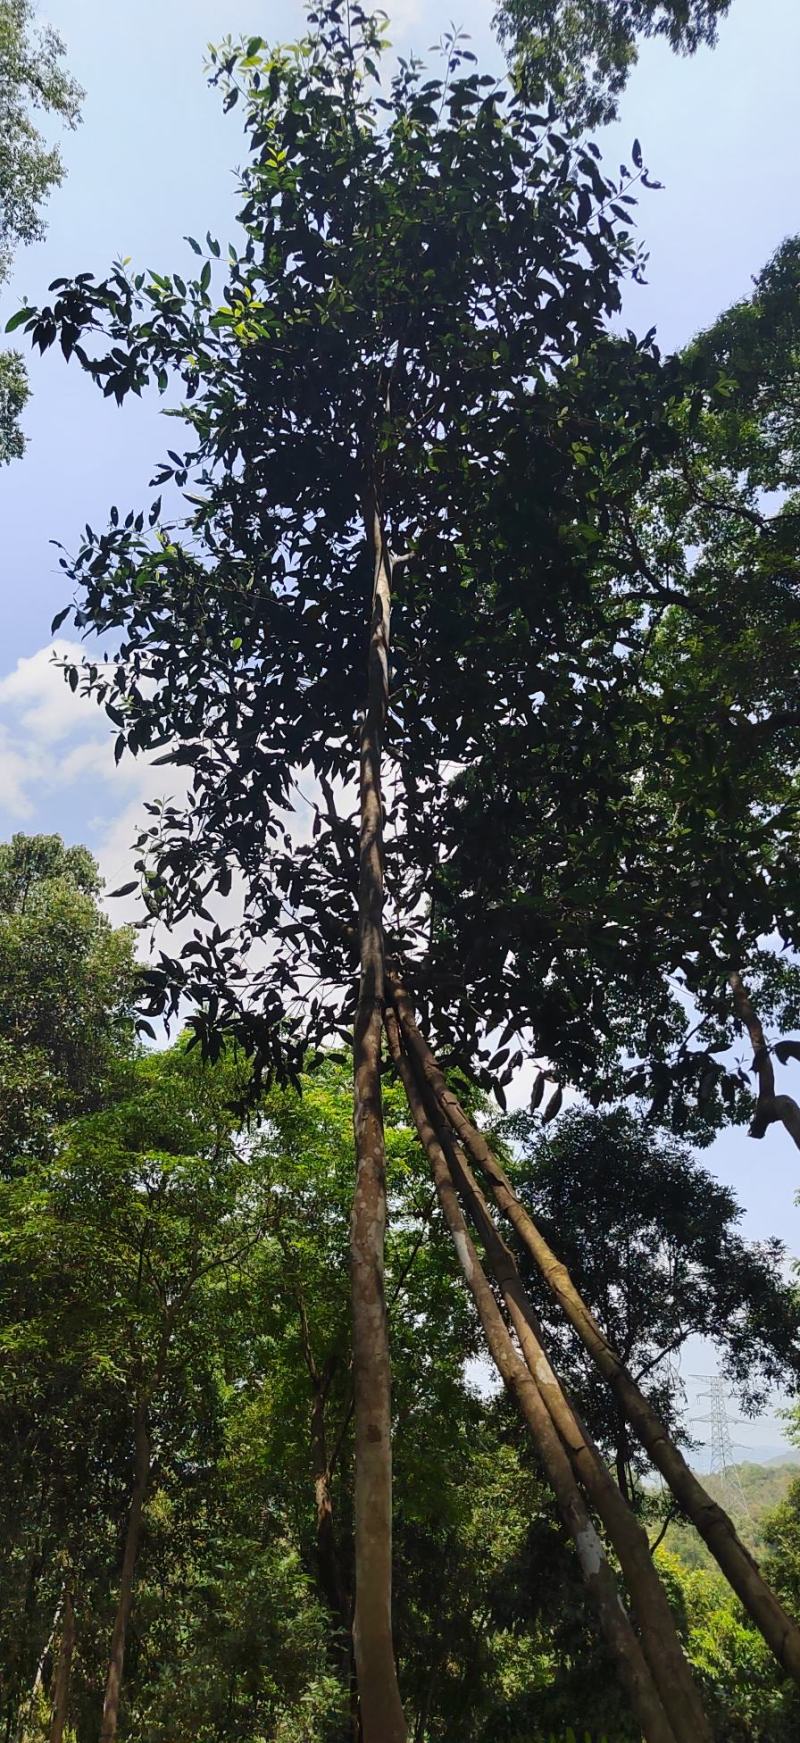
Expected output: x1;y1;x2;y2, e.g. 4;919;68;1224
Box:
501;1107;800;1483
0;833;135;1170
2;837;800;1742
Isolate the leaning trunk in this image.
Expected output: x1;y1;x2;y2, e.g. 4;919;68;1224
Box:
99;1407;151;1743
444;1127;711;1743
385;1008;678;1743
49;1582;75;1743
389;979;800;1687
350;496;406;1741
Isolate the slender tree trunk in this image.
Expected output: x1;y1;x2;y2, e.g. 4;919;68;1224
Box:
99;1406;151;1743
49;1581;75;1743
442;1129;711;1743
311;1383;350;1633
351;496;406;1742
729;970;800;1148
15;1588;62;1743
385;1009;678;1743
389;979;800;1687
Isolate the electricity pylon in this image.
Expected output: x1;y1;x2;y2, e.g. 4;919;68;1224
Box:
695;1374;753;1524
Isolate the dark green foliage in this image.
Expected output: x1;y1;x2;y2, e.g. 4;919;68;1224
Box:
431;238;800;1138
499;1108;800;1475
495;0;733;125
13;0;800;1170
667;1461;800;1572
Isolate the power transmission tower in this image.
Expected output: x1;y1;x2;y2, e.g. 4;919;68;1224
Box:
695;1374;753;1524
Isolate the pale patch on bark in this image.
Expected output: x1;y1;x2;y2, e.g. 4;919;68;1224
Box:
576;1523;604;1578
453;1228;474;1279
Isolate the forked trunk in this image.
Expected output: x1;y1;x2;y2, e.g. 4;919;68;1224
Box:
99;1407;150;1743
49;1581;75;1743
351;497;406;1741
384;1008;678;1743
389;979;800;1687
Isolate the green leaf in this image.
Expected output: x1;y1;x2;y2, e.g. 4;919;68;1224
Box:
4;307;35;333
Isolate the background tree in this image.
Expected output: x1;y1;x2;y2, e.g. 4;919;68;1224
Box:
0;834;135;1171
495;0;734;126
0;0;81;461
501;1106;800;1494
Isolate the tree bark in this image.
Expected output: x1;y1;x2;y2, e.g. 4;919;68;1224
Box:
99;1405;151;1743
443;1129;711;1743
729;970;800;1149
351;497;406;1742
49;1581;75;1743
385;1008;678;1743
389;976;800;1686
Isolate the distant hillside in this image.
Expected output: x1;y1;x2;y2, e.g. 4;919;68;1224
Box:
661;1459;800;1571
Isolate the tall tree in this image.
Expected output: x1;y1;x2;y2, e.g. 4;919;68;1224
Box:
0;0;81;460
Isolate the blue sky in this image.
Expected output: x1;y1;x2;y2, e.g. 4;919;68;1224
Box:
2;0;800;1456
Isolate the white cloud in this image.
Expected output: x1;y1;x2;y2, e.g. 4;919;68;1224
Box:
0;641;254;970
0;640;164;819
0;641;186;930
0;641;112;822
0;725;43;818
0;641;104;745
